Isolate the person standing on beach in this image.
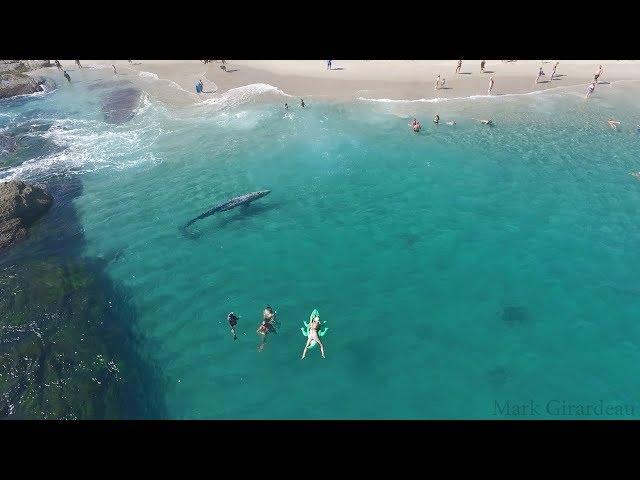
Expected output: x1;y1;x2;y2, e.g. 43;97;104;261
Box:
535;66;545;84
594;65;604;83
54;60;63;71
456;60;462;74
327;60;332;70
488;76;495;94
435;75;441;90
75;60;82;69
112;64;117;75
586;81;596;98
551;61;559;79
441;77;446;89
481;60;486;73
63;70;71;83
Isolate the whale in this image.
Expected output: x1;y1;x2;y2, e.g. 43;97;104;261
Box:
181;190;271;230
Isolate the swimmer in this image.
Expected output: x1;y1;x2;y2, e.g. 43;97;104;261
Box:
433;114;440;124
285;103;289;109
488;76;495;95
586;82;596;98
54;60;63;71
63;70;71;83
608;119;621;129
446;120;456;125
456;59;462;74
630;172;640;180
300;99;306;108
301;311;325;359
475;118;493;126
228;312;239;340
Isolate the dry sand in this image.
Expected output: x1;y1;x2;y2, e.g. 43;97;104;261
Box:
44;60;640;106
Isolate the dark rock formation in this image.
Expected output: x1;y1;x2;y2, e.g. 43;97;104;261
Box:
0;180;53;250
101;86;141;124
0;72;54;99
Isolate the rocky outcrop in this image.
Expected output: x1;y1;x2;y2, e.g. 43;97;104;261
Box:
0;180;53;250
0;60;51;74
0;72;54;99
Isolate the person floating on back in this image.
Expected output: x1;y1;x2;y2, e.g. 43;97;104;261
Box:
608;119;621;130
301;310;325;359
228;312;239;340
63;70;71;83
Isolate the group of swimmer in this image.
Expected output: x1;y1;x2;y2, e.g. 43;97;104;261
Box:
284;99;306;109
226;306;325;359
410;114;488;133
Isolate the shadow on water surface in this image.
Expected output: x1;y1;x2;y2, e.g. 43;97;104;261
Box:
1;174;166;419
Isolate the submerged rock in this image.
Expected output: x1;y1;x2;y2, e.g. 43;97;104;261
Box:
0;259;161;419
101;86;141;124
501;305;530;325
0;133;19;155
0;180;53;250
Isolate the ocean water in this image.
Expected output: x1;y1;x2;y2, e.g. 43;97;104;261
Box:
2;68;640;419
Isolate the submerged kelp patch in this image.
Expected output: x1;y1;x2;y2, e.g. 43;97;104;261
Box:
501;305;530;325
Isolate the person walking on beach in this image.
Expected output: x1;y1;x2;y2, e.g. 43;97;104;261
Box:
54;60;63;71
488;76;495;95
75;60;82;69
327;60;332;70
63;70;71;83
435;74;441;90
481;60;486;73
301;311;325;359
456;59;462;74
594;65;604;83
300;99;306;107
586;81;596;98
112;64;117;75
441;77;446;88
551;61;559;79
228;312;239;340
535;66;545;85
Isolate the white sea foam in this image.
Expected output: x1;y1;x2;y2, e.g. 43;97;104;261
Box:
139;71;160;80
197;83;291;110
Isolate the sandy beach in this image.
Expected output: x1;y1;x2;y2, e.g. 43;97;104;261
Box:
40;59;640;107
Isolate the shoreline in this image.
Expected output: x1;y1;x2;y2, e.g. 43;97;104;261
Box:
30;60;640;107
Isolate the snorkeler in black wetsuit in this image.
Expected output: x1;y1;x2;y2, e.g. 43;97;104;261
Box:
228;312;239;340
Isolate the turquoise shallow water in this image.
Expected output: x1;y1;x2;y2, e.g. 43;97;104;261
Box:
2;70;640;418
